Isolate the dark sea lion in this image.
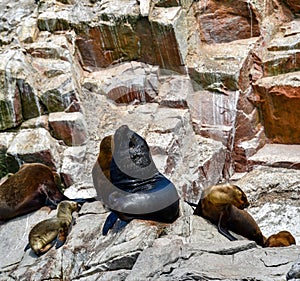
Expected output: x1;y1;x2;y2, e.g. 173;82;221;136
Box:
265;230;296;247
0;163;95;223
226;206;266;246
25;200;78;256
192;184;265;246
92;125;180;235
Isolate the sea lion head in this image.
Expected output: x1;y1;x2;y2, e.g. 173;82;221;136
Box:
111;125;158;181
57;200;78;217
228;184;249;209
206;184;249;209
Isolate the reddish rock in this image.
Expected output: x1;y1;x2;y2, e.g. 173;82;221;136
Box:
284;0;300;14
253;72;300;144
75;17;185;73
193;0;260;44
187;90;239;148
107;85;153;104
49;112;88;146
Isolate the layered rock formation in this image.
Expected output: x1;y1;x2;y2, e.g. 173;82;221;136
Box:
0;0;300;280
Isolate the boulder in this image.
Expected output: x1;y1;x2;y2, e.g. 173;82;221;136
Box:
236;166;300;244
83;62;159;104
60;145;89;187
187;38;259;92
39;74;80;113
6;128;61;170
253;71;300;144
49;111;88;146
73;2;186;73
193;0;260;44
287;256;300;280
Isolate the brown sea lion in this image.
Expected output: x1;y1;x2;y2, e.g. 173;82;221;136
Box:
0;163;95;223
265;230;296;247
25;200;78;256
226;206;266;246
0;163;67;222
192;184;265;246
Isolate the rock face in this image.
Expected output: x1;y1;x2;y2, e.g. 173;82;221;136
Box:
0;0;300;279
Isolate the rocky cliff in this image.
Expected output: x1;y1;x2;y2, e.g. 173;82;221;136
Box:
0;0;300;280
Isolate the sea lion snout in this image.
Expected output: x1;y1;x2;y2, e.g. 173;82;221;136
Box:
242;202;250;209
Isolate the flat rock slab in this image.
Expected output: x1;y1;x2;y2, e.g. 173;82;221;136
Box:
249;143;300;168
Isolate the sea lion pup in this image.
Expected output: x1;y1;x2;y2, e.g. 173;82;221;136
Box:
25;200;78;256
0;163;95;222
192;184;265;246
265;231;296;247
92;125;180;235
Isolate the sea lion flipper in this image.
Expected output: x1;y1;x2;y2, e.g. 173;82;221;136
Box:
69;197;97;205
102;212;118;235
217;212;237;241
24;243;31;252
55;226;68;249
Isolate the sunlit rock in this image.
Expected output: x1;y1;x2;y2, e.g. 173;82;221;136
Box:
0;0;37;46
40;74;79;112
49;111;88;146
262;20;300;77
187;38;259;92
248;143;300;169
187;89;239;148
83;62;159;104
157;75;192;108
74;2;186;73
236;166;300;244
127;243;298;280
16;16;39;43
20;115;49;130
6;128;61;170
60;145;88;187
0;50;29;130
253;71;300;143
173;135;226;202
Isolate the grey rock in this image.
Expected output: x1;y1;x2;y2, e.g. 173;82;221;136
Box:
287;257;300;280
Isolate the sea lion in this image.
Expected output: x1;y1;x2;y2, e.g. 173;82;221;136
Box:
192;184;265;246
0;163;95;222
25;200;78;256
226;205;266;246
92;125;180;235
265;231;296;247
